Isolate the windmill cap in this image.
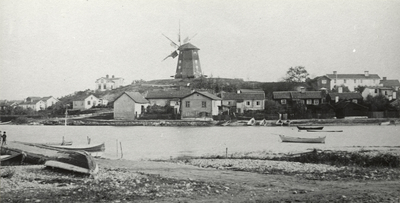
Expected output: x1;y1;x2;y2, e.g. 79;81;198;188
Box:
178;43;200;50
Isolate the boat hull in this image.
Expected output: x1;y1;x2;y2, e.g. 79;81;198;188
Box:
279;135;326;144
44;151;99;175
297;126;324;130
44;143;105;153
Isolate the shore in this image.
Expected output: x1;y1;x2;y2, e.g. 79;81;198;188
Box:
1;147;400;202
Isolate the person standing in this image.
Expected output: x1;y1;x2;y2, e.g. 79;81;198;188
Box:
2;131;6;145
0;131;2;145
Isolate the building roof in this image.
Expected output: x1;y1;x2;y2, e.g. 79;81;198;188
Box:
380;79;400;87
182;91;221;100
146;90;192;99
73;94;98;101
178;43;199;51
326;74;380;80
328;92;363;100
334;100;368;110
237;89;265;94
273;91;323;99
117;92;149;104
223;92;265;100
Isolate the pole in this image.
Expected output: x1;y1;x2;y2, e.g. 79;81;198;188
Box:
226;148;228;158
116;139;119;157
120;142;123;159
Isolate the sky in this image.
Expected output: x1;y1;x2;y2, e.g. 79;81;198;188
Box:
1;0;400;100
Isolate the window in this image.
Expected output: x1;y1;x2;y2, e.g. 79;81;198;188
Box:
98;85;101;90
313;99;319;105
322;79;327;84
228;101;231;105
87;101;91;105
246;101;251;106
354;79;357;83
344;79;346;83
306;99;312;105
103;84;106;89
352;99;358;103
281;99;286;104
375;89;378;93
334;79;336;83
256;101;260;106
185;101;190;107
202;101;206;108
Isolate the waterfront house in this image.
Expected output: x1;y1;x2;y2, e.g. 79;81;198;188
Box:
219;89;265;114
145;89;192;114
361;86;397;101
72;95;100;110
332;100;368;119
327;92;363;104
95;75;124;91
325;71;381;92
19;97;46;111
114;92;150;120
180;91;221;120
380;77;400;91
40;96;59;108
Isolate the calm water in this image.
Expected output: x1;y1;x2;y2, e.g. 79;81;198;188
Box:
1;125;399;160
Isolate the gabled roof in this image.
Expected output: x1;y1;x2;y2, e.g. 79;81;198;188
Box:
73;94;98;101
326;74;380;79
273;91;323;99
41;96;58;101
116;92;149;104
182;91;221;100
237;89;265;94
223;92;265;100
146;90;192;99
328;92;363;100
380;79;400;87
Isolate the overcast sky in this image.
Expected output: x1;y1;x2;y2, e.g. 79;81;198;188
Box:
1;0;400;100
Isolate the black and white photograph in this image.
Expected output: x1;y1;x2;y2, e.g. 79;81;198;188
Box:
1;0;400;202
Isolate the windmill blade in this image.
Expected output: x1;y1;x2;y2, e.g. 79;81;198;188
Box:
162;50;179;61
162;33;179;48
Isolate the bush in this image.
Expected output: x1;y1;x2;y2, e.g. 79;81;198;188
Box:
14;116;29;124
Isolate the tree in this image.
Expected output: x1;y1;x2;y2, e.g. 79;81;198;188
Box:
363;95;390;111
282;66;309;82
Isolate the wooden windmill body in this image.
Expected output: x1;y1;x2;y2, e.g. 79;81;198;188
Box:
163;30;203;79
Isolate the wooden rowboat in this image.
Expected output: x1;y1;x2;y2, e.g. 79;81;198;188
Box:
44;150;99;175
45;143;105;153
0;153;26;166
279;134;326;144
307;130;343;132
247;118;256;126
297;126;324;130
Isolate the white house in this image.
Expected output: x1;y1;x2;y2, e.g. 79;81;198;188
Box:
19;97;46;111
95;75;124;91
114;92;150;120
41;96;59;108
362;87;397;101
73;95;100;110
326;71;381;92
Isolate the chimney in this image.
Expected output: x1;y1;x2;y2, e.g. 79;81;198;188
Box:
338;86;343;93
106;74;109;78
333;71;337;75
335;96;339;103
383;77;387;81
112;75;115;78
300;87;305;93
364;71;369;77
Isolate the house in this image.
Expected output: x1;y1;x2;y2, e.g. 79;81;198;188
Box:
380;77;400;91
220;89;265;114
95;75;124;91
145;90;192;114
180;91;221;120
72;95;100;110
361;87;397;101
114;92;149;120
332;100;369;119
40;96;59;108
313;75;332;91
273;88;324;106
325;71;381;92
19;97;46;111
326;92;363;104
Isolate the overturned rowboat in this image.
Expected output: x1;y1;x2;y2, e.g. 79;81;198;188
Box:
44;150;99;175
279;134;326;144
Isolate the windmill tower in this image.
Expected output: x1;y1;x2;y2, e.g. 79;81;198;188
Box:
162;28;203;79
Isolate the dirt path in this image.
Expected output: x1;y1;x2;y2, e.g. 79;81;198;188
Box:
96;158;400;202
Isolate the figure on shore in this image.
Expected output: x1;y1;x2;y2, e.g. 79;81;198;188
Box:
2;131;6;145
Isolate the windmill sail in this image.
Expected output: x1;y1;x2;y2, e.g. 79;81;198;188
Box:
162;51;179;61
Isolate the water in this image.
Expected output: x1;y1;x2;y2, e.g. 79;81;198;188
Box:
1;125;399;160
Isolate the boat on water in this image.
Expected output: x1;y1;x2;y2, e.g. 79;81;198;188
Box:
297;126;324;130
380;121;391;126
0;153;26;166
258;119;267;126
45;142;105;152
276;119;291;126
220;121;231;126
247;118;256;126
279;134;326;144
0;121;12;125
307;130;343;132
44;150;99;175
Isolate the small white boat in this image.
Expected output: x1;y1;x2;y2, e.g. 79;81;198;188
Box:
258;119;267;126
380;121;390;126
247;118;256;126
279;134;326;144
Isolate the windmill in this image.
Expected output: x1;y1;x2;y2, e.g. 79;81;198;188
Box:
162;25;203;79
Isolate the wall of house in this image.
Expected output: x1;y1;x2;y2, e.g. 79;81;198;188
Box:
45;97;58;108
331;78;380;92
114;94;137;120
181;94;213;119
243;100;264;111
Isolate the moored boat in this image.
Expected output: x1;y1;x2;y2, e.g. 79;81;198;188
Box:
307;130;343;132
247;118;256;126
0;153;26;166
279;134;326;144
45;143;105;153
0;121;12;125
276;119;291;126
44;150;99;175
258;119;267;126
297;126;324;130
